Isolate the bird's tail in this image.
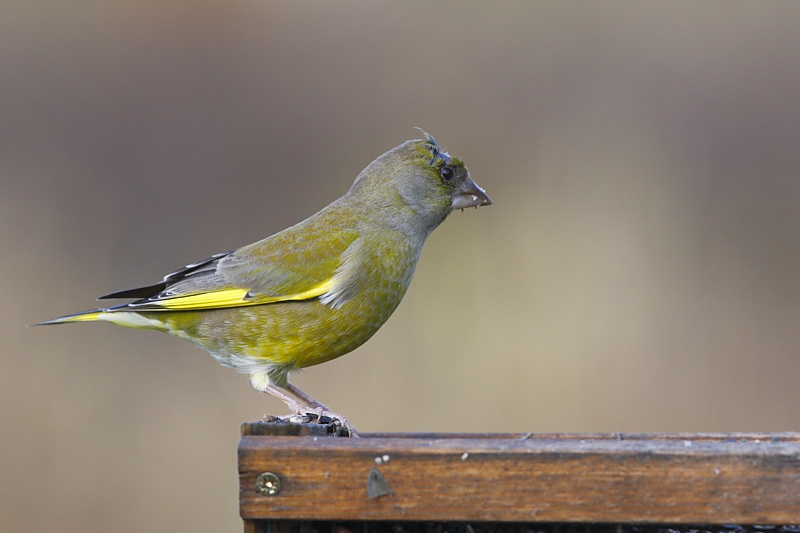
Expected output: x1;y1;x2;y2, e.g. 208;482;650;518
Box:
32;309;105;326
31;303;138;327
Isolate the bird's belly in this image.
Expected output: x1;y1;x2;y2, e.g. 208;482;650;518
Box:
152;289;403;372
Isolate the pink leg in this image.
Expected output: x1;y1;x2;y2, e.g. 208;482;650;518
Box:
262;382;359;436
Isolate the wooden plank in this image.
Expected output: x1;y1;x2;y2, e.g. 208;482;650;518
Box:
239;423;800;524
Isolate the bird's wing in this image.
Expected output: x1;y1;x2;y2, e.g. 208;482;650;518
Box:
102;225;361;312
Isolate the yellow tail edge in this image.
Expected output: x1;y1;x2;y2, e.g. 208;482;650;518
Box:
31;310;104;326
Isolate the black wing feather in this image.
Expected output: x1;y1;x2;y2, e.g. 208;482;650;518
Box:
97;252;231;300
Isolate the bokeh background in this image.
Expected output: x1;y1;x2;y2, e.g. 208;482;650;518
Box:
4;2;800;532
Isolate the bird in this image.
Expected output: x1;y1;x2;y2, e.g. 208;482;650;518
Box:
34;131;492;434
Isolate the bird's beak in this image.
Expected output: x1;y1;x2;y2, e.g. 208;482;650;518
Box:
452;177;493;209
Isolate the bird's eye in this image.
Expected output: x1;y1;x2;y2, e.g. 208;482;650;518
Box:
440;166;454;182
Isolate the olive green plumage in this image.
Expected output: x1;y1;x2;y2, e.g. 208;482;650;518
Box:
36;133;492;428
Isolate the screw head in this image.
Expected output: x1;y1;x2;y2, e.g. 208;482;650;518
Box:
255;472;282;496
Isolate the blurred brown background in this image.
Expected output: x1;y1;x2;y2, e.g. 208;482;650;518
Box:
4;2;800;532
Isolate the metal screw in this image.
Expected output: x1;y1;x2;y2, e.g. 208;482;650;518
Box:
255;472;282;496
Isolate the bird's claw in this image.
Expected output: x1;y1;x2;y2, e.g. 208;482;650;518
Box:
269;404;358;436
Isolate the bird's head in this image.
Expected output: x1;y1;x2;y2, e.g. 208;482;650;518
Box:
349;131;492;237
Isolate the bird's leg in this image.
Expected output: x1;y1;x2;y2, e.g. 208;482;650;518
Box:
261;383;317;417
261;382;359;436
285;382;334;411
285;383;359;436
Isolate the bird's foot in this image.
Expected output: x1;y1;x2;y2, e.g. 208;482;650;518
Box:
260;383;359;436
309;408;359;437
292;407;359;437
265;404;358;436
284;387;359;436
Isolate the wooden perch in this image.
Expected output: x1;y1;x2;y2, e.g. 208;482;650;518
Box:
239;421;800;528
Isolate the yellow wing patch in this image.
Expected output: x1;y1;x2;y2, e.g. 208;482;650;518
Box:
143;279;335;311
148;288;252;310
276;278;335;303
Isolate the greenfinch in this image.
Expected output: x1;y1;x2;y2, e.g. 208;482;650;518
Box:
36;132;492;432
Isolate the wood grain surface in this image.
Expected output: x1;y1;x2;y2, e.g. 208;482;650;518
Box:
239;422;800;524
